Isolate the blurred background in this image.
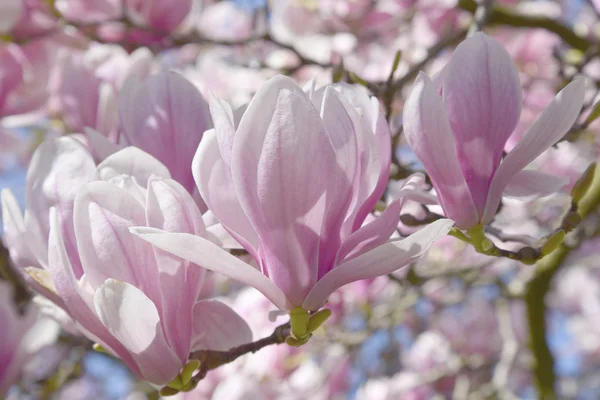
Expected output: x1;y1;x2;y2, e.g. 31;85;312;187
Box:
2;0;600;399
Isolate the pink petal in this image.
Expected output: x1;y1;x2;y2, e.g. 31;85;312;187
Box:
442;33;522;213
193;129;259;256
503;169;568;199
482;78;585;224
387;173;438;206
94;146;171;185
26;137;96;277
316;87;358;274
230;75;337;305
208;93;236;167
47;208;139;375
403;72;478;229
146;177;206;360
94;279;183;384
0;0;23;33
336;200;401;263
1;189;41;270
130;227;292;311
73;182;160;298
84;127;123;161
303;219;454;311
190;299;253;352
351;95;392;232
118;71;211;193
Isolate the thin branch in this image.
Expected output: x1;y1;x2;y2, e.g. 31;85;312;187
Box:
468;0;495;36
186;323;291;386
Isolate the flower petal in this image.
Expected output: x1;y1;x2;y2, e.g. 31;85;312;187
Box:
1;189;40;270
94;279;182;384
442;33;522;213
74;182;159;296
130;227;292;311
482;78;585;224
94;146;171;185
118;71;211;192
231;75;337;305
193;129;259;255
303;219;454;311
503;169;568;199
84;127;123;161
335;200;401;263
146;177;206;361
190;299;253;352
47;208;139;375
26;137;96;275
0;0;23;33
403;72;478;229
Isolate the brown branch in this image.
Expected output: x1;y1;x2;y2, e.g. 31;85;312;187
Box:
182;322;290;391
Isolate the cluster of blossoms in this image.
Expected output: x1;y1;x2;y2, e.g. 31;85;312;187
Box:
2;0;600;399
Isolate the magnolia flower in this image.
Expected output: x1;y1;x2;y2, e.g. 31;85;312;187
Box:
403;32;585;229
0;281;59;397
46;146;251;385
2;137;96;306
52;44;153;140
134;76;453;334
0;0;22;33
56;0;191;31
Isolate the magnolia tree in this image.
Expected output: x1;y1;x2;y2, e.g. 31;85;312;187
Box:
2;0;600;399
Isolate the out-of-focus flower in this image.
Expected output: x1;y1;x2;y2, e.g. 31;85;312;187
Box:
2;137;96;306
56;0;191;32
51;44;153;139
0;0;23;33
403;32;585;229
0;281;59;397
45;146;251;385
115;71;212;195
134;76;453;322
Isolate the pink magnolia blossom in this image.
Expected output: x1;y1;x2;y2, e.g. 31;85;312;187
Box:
403;32;585;229
134;75;453;313
115;71;212;195
51;44;153;139
44;145;251;385
56;0;191;32
0;41;51;120
2;137;96;306
0;281;36;396
0;282;59;397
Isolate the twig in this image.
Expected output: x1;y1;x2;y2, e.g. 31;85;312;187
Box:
187;323;290;385
468;0;495;36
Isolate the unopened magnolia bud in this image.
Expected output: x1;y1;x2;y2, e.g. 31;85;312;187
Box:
541;230;565;256
572;163;597;204
518;247;540;264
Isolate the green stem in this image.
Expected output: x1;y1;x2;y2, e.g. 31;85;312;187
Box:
524;163;600;399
